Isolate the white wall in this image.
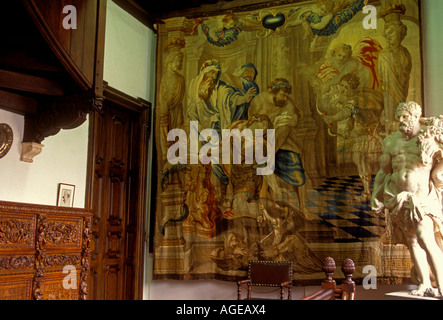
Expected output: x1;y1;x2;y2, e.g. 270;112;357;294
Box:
104;0;157;102
422;0;443;117
0;109;89;208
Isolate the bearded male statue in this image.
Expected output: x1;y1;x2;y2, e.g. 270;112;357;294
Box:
371;101;443;297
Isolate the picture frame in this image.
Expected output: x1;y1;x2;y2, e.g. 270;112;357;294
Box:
57;183;75;207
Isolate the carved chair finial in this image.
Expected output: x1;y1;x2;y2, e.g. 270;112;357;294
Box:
341;258;355;284
322;257;336;281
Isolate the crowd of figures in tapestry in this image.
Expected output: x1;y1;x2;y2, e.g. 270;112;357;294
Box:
152;0;424;283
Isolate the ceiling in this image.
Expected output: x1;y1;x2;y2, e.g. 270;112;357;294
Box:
130;0;279;19
133;0;228;17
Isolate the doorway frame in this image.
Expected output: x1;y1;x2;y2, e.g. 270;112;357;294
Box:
85;84;151;300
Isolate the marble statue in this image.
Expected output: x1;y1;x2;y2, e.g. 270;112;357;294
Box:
371;101;443;297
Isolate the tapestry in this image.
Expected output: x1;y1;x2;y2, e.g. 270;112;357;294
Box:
152;0;422;283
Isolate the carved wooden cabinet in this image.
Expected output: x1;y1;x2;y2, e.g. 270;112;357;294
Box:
0;201;92;300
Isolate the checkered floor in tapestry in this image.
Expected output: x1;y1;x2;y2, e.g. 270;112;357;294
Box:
304;175;386;243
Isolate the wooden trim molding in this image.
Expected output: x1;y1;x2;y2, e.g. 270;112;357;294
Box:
0;200;93;217
103;82;151;115
85;84;150;300
0;69;64;96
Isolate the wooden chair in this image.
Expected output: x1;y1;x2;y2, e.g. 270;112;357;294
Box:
300;257;356;300
237;260;293;300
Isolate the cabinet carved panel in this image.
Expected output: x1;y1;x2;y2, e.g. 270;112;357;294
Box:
40;273;80;300
0;280;32;300
0;256;35;270
43;217;83;248
0;214;36;249
0;201;93;300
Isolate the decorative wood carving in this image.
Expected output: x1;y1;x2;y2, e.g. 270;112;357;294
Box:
33;214;47;300
23;94;103;145
0;201;93;300
44;255;81;268
40;275;79;300
0;280;32;300
80;219;92;300
0;214;36;249
321;256;336;289
106;232;122;259
300;257;357;300
19;95;103;162
43;218;82;248
340;258;356;300
0;256;35;270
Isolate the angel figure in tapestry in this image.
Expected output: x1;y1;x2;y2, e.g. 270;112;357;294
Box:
287;0;368;51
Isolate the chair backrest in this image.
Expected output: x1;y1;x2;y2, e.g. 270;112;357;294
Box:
248;260;293;286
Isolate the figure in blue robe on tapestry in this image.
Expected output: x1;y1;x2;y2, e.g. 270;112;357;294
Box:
187;59;257;206
187;59;256;135
247;78;313;219
223;63;260;121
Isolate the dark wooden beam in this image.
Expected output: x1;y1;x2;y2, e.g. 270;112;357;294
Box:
93;0;107;99
103;82;150;114
156;0;295;19
0;69;64;96
0;89;38;115
0;48;64;73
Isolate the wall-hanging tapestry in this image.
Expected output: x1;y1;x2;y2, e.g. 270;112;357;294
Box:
153;0;422;284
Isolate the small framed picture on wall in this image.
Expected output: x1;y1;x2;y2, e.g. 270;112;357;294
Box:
57;183;75;207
